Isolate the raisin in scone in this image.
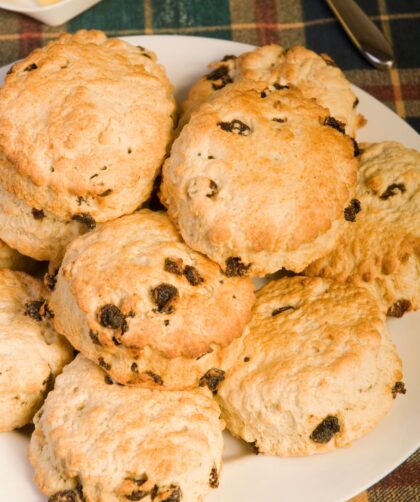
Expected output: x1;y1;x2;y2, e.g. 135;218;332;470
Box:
181;44;364;136
161;80;358;276
217;276;404;457
30;355;224;502
0;269;73;432
0;30;175;261
306;142;420;317
50;210;255;389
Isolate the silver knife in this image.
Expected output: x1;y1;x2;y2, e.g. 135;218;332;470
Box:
326;0;394;69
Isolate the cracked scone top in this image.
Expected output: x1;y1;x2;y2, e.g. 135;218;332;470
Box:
181;44;364;136
306;141;420;318
50;209;255;389
0;269;73;432
0;29;175;224
161;80;358;276
30;355;224;502
217;276;404;457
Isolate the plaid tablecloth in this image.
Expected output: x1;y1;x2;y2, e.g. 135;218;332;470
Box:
0;1;419;501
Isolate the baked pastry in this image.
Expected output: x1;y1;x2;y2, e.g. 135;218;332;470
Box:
181;44;364;136
0;237;37;272
0;166;85;264
0;269;73;432
161;80;358;276
217;276;404;457
50;210;255;389
0;30;175;261
306;141;420;317
30;355;224;502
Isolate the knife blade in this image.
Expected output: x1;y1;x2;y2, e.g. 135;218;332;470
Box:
326;0;394;70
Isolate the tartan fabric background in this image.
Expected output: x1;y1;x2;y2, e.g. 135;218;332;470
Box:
0;0;419;132
0;1;419;501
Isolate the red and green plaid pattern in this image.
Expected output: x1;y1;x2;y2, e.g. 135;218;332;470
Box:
0;1;419;500
0;0;419;132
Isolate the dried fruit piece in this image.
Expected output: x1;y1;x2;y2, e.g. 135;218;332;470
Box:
89;330;101;346
98;357;111;371
379;183;406;200
98;304;128;332
387;299;411;318
206;180;218;198
392;381;406;399
323;116;346;134
209;466;219;488
310;415;340;443
71;213;96;229
24;63;37;72
217;119;251;136
144;371;163;385
44;272;57;291
206;65;233;90
125;491;149;501
164;257;183;275
31;208;45;219
183;265;204;286
199;368;225;393
224;257;251;277
344;199;361;222
24;299;54;321
151;284;178;314
48;491;77;502
272;306;295;316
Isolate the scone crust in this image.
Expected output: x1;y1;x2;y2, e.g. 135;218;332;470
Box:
30;355;224;502
0;30;175;221
0;269;73;431
217;276;402;456
181;44;364;136
306;141;420;316
162;80;358;276
50;210;255;388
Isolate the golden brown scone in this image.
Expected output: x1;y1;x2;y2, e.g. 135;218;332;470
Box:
0;30;175;223
217;276;404;457
30;355;224;502
306;142;420;317
50;210;255;389
161;79;359;276
0;161;86;264
0;269;73;432
181;45;364;136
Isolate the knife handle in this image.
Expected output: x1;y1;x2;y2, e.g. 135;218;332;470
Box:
326;0;394;70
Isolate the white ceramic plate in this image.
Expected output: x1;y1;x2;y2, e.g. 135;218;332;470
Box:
0;0;101;26
0;35;419;502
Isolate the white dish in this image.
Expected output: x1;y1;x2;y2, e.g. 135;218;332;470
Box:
0;35;419;502
0;0;101;26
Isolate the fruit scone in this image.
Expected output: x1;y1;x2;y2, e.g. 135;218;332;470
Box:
0;29;175;264
216;276;404;457
181;44;364;136
306;142;420;317
50;209;255;389
0;269;73;432
161;79;359;276
30;355;224;502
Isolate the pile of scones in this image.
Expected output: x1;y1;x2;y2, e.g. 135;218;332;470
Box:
0;30;419;502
